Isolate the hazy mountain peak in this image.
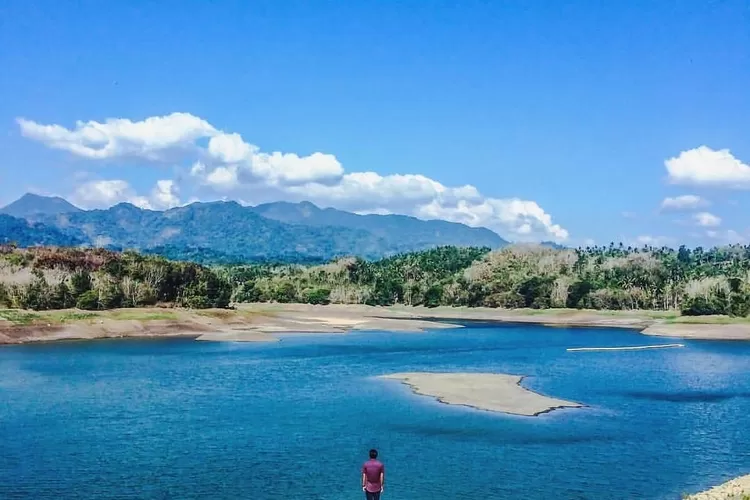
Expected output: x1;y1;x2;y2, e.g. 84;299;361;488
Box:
0;193;82;219
1;196;508;263
250;200;507;250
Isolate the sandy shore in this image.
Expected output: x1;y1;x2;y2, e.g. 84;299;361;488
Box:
685;474;750;499
642;323;750;341
380;372;583;416
0;304;462;345
2;303;750;344
389;305;655;329
0;318;206;344
194;304;461;342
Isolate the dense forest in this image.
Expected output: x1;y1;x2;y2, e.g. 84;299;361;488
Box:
0;246;231;311
223;244;750;317
3;244;750;317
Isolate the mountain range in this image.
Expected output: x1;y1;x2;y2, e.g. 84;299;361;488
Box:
0;194;508;263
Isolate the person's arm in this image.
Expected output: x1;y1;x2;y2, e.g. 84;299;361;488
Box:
362;470;367;490
380;466;384;491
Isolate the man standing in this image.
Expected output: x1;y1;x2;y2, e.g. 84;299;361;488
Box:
361;448;384;499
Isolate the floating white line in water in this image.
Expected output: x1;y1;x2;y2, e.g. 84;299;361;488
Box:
567;344;684;352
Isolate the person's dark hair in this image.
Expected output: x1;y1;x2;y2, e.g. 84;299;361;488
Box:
369;449;378;459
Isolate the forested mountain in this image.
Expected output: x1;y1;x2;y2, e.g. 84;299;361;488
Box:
0;195;508;262
0;214;84;247
252;201;506;249
0;193;81;220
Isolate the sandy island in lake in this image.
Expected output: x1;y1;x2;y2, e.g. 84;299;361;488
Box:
685;474;750;499
380;372;583;416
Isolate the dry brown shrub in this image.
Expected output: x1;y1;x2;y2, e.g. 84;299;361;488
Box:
551;276;573;308
684;277;730;299
329;284;370;304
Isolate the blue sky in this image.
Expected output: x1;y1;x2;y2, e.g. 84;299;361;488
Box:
1;0;749;246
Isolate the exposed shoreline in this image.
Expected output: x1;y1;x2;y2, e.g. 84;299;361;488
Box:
2;303;750;345
380;372;583;416
685;474;750;499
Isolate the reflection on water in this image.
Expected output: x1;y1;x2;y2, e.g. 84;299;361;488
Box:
1;325;750;499
618;390;750;403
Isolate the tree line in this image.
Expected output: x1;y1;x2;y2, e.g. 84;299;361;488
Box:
222;244;750;317
3;243;750;317
0;246;231;311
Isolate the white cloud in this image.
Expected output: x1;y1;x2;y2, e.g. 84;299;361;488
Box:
205;132;344;185
415;197;568;241
72;179;182;210
151;180;180;209
693;211;721;227
18;113;216;160
19;112;569;242
665;146;750;188
207;132;256;164
705;229;746;244
190;161;207;176
205;166;239;190
72;180;152;209
284;172;567;240
660;194;708;211
251;151;344;185
621;211;637;219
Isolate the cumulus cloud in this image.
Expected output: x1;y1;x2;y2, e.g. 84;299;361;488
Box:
204;132;344;185
205;166;239;190
660;194;708;211
280;172;567;240
251;151;343;185
206;132;256;164
19;112;569;241
665;146;750;188
72;180;152;209
415;197;568;240
151;180;180;209
18;113;216;161
72;179;182;210
693;211;722;227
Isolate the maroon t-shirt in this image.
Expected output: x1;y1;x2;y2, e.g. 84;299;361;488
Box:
362;459;384;492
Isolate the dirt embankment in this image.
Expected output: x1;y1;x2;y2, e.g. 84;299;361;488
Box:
0;310;223;344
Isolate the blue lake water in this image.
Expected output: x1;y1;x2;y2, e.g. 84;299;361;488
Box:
1;324;750;499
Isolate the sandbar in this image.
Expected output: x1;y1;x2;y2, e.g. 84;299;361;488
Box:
380;372;583;416
685;474;750;499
